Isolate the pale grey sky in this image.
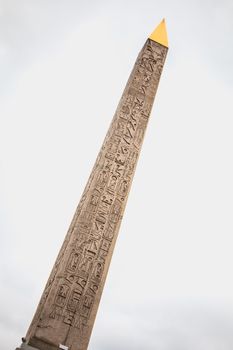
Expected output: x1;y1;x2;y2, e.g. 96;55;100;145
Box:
1;0;233;349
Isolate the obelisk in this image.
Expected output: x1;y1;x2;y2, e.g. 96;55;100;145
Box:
18;19;168;350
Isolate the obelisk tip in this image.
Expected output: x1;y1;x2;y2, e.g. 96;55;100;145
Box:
149;19;168;48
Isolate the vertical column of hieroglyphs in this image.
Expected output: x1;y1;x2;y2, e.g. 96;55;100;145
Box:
25;36;168;350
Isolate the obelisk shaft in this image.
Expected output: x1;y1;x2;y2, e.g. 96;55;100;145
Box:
24;23;168;350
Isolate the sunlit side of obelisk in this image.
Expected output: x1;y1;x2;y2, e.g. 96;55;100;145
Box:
17;19;169;350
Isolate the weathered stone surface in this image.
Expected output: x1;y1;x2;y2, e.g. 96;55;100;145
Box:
16;343;39;350
23;38;168;350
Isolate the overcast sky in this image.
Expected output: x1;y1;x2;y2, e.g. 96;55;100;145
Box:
1;0;233;349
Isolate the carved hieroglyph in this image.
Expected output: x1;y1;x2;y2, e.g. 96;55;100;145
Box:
24;21;168;350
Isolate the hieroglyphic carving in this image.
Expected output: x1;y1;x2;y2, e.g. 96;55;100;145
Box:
25;38;168;350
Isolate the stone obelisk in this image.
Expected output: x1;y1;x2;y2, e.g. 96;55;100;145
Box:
18;19;168;350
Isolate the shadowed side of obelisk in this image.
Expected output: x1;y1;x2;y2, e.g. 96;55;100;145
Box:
17;20;168;350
